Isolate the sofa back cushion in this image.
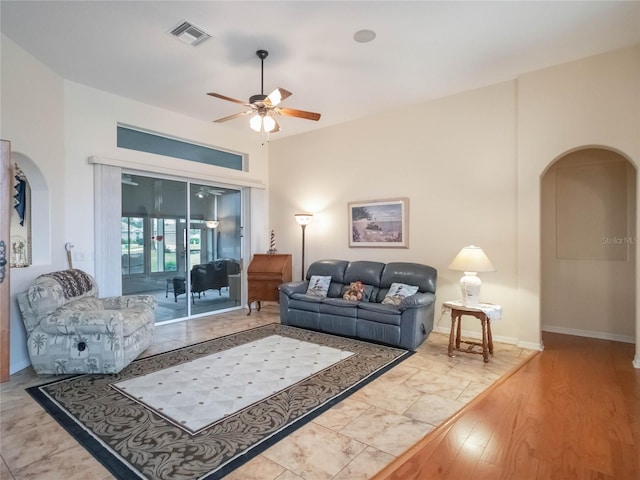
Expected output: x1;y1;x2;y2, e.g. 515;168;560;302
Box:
344;261;385;286
306;260;350;298
376;262;437;302
343;261;385;302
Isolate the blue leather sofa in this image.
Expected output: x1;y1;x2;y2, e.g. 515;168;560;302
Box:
279;259;437;350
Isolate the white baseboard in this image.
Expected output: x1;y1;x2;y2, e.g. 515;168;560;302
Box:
633;356;640;369
542;324;635;344
517;340;544;351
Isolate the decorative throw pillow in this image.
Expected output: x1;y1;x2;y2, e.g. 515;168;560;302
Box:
306;275;332;298
382;282;419;306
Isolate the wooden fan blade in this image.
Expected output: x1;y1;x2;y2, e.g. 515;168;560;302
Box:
207;92;249;106
213;110;252;123
265;88;292;107
276;107;321;121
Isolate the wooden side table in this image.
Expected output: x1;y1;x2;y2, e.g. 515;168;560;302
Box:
443;301;501;363
247;254;292;315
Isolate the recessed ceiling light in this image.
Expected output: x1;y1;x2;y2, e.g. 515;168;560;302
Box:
353;29;376;43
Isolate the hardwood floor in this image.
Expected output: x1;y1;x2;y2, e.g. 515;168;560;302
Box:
373;332;640;480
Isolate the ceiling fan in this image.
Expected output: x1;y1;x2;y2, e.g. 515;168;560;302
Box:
207;49;321;134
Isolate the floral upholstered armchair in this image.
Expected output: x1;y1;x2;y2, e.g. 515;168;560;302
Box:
17;269;156;374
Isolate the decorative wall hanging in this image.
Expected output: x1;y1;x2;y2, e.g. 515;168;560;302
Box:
13;164;26;226
348;198;409;248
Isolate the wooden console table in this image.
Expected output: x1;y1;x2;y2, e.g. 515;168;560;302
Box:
443;300;501;363
247;254;292;315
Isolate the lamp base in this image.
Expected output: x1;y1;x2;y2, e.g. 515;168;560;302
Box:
460;272;481;306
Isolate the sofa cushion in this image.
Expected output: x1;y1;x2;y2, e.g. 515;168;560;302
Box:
290;293;323;313
306;259;349;282
380;262;437;294
381;283;419;306
319;299;359;318
322;297;359;308
343;261;385;286
357;302;402;326
306;275;332;297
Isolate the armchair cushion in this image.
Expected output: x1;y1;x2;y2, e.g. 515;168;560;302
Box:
102;294;157;311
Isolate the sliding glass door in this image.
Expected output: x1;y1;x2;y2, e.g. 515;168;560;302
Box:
121;173;243;322
188;183;242;316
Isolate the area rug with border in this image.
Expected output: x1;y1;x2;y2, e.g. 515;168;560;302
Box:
27;323;412;480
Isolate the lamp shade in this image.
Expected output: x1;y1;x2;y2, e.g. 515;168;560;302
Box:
448;245;495;273
294;213;313;226
263;114;276;132
250;113;276;133
250;114;263;132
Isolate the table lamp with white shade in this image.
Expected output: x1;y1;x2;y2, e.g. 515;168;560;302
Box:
448;245;495;306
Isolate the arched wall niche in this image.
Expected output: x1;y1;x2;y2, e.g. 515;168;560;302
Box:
540;145;637;344
10;152;50;266
541;144;638;176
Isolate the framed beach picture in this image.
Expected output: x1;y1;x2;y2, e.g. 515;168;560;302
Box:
348;198;409;248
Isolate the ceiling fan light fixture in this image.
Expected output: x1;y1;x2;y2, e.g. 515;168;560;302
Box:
250;112;276;133
250;114;263;132
209;49;321;133
263;114;276;132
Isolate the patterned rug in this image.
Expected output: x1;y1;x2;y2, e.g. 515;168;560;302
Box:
27;324;411;480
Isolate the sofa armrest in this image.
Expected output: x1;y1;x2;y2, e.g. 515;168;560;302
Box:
399;292;436;310
102;295;157;311
279;281;309;297
41;310;125;335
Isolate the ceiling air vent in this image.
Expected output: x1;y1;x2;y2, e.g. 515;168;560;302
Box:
169;20;211;46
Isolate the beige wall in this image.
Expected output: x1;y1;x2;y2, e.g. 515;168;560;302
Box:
541;149;636;341
517;45;640;360
4;31;639;368
2;36;271;373
1;35;67;372
270;80;521;344
270;45;640;356
63;80;271;275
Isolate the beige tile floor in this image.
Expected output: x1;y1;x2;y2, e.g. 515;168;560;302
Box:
0;306;534;480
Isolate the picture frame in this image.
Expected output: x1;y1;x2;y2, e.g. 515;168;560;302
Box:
348;197;409;248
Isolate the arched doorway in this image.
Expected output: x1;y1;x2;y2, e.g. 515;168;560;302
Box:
541;147;636;343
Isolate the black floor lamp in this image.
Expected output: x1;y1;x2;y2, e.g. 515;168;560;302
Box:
294;213;313;280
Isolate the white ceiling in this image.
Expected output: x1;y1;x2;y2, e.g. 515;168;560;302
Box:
2;1;639;139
